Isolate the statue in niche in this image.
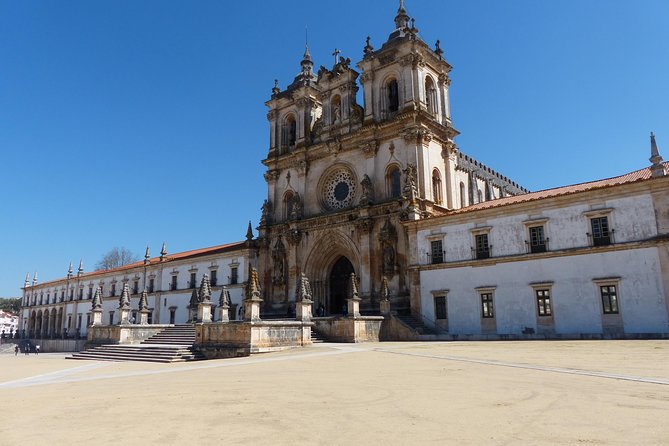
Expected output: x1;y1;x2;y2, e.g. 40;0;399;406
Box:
272;239;286;285
260;200;272;226
360;174;374;205
289;192;303;220
382;244;395;275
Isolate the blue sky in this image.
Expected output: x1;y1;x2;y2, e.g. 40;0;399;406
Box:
1;0;668;296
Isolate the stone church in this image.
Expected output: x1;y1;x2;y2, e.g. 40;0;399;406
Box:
257;1;525;316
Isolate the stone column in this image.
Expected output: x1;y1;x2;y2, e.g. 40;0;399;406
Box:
347;297;361;318
218;305;230;323
138;309;150;325
90;309;103;326
197;301;212;323
243;299;262;322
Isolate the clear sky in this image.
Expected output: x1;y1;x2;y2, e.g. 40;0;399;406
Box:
1;0;668;296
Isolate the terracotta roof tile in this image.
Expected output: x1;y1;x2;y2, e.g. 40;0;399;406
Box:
450;162;668;215
30;241;248;288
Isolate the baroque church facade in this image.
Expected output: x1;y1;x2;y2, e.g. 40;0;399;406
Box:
257;2;525;316
19;2;669;342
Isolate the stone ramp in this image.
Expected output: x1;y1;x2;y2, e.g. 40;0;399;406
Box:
69;325;205;363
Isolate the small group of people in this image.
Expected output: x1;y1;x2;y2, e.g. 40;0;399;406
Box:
14;344;39;356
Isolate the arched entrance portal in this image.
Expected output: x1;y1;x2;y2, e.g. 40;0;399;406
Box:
329;256;354;314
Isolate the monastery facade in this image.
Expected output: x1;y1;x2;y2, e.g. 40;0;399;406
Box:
19;2;669;342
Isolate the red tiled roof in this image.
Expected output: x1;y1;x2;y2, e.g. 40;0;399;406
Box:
32;241;248;288
449;162;668;216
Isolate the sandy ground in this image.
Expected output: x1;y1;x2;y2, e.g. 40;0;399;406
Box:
0;340;667;445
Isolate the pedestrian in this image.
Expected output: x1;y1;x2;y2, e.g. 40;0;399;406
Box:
36;345;40;355
24;345;29;355
14;345;19;356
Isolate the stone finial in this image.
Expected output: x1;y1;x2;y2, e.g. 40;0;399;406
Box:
160;242;167;261
272;79;280;96
138;289;149;311
67;261;73;277
24;273;30;288
350;272;360;300
32;272;38;285
198;274;212;303
435;40;444;59
118;283;130;310
91;287;102;310
246;220;254;242
650;132;665;178
380;276;390;301
144;245;151;264
394;0;410;29
78;259;84;275
364;36;374;55
189;288;199;309
246;266;262;301
296;273;313;303
219;286;231;308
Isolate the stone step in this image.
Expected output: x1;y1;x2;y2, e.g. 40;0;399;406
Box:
69;345;205;363
395;314;436;335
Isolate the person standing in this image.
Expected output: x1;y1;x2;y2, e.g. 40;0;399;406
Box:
35;345;40;355
14;345;19;356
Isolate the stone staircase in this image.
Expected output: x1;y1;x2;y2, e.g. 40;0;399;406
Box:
69;325;205;363
310;327;326;343
395;313;437;336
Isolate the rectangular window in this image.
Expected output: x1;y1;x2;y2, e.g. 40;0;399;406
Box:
600;285;619;314
230;267;238;285
171;275;178;291
529;226;546;253
61;291;65;301
87;287;93;299
111;284;116;296
148;278;155;293
536;289;552;316
69;290;73;301
147;311;153;325
210;270;218;286
86;313;91;327
475;234;490;259
430;240;443;264
77;314;82;330
481;293;494;318
434;296;447;320
591;217;611;246
189;272;197;289
108;312;114;325
133;280;139;294
169;308;176;325
78;289;83;300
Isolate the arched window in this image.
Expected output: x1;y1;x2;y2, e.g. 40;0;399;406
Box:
459;182;466;208
386;165;402;198
425;76;437;114
432;169;442;205
281;114;297;153
331;95;341;124
387;79;399;113
283;191;294;220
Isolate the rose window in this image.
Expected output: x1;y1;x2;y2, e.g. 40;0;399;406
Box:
323;169;356;210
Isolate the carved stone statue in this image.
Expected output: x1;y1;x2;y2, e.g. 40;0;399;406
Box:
272;239;286;285
383;244;395;275
260;200;272;226
360;174;374;205
289;193;303;220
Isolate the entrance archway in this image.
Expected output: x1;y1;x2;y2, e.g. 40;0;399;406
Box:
329;256;354;314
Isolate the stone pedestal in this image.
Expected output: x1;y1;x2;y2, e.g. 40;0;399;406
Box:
119;307;131;325
139;309;150;325
296;300;313;322
91;309;103;326
244;298;262;322
347;298;361;318
218;306;230;323
380;299;391;316
198;301;212;323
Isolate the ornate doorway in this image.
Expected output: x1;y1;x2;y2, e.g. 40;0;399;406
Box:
329;256;354;314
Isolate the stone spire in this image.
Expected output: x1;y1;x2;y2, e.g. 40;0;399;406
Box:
67;261;73;279
144;245;151;264
296;273;313;303
32;272;38;286
380;276;390;301
77;259;84;276
118;283;130;309
160;242;168;261
650;132;665;178
138;288;149;311
394;0;410;30
349;272;359;300
198;274;212;303
219;286;231;308
246;266;262;301
246;220;254;242
24;273;30;288
189;288;199;309
91;287;102;310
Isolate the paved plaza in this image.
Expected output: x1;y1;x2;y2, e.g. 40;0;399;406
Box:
1;340;668;445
